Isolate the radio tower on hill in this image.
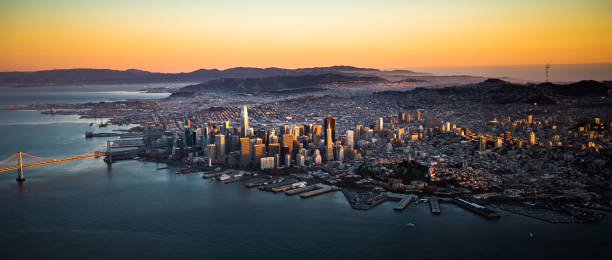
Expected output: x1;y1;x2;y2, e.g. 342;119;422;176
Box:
545;64;551;82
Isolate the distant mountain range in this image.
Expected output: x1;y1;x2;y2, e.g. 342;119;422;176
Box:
0;66;395;87
174;73;388;95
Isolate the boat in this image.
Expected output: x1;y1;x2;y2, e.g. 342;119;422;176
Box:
406;223;415;228
529;232;534;238
89;122;94;126
218;174;231;181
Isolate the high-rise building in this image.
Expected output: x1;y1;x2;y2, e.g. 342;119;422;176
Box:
504;130;512;142
206;143;216;161
215;134;225;158
240;137;250;158
282;134;295;155
260;157;275;169
529;132;536;145
378;117;384;132
324;116;336;144
312;125;322;144
241;105;249;137
479;136;487;151
326;126;333;149
528;114;533;124
296;154;305;167
496;138;503;148
416;110;422;121
253;144;266;159
268;143;280;156
346;130;354;148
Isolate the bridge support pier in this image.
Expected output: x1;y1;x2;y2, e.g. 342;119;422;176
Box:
16;152;25;182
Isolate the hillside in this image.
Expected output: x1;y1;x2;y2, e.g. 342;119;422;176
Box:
0;66;380;87
173;73;388;95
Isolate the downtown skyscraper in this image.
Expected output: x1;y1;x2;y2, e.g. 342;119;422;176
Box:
241;105;249;137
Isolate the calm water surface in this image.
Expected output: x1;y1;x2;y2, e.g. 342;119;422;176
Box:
0;86;609;259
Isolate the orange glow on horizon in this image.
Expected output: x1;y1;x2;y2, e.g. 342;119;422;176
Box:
1;0;611;72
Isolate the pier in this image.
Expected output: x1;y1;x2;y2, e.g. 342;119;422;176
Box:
385;193;415;211
245;178;273;188
453;198;500;219
300;184;336;198
285;185;317;195
430;196;441;214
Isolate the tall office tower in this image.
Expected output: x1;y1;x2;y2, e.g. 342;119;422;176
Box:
378;117;384;132
240;137;250;158
270;135;278;144
594;118;601;125
282;134;295;154
215;134;226;159
406;113;412;122
326;126;333;149
296;154;305;167
324;116;336;144
281;125;290;135
504;130;512;142
416;110;422;121
186;119;191;129
337;146;345;161
528;114;533;124
241;105;249;137
355;125;363;140
496;138;503;148
206;144;216;161
397;128;404;141
313;149;322;164
260;157;275;170
529;132;536;145
312;125;322;144
292;126;300;137
479;136;487;151
445;122;451;133
399;112;406;122
304;124;312;135
223;121;230;134
346;130;354;148
268;143;280;156
284;154;291;168
253;144;266;160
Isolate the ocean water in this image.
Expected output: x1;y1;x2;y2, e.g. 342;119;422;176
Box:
0;85;609;259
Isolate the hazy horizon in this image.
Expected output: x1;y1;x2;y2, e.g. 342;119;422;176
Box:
2;0;611;72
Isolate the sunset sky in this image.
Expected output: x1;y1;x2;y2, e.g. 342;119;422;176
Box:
1;0;611;72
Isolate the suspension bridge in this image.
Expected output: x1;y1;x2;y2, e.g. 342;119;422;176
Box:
0;152;105;182
0;138;144;182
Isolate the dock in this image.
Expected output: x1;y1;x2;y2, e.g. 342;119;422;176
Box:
430;196;441;214
259;179;296;192
453;198;500;219
271;183;297;193
300;185;336;198
245;178;272;188
202;169;230;179
285;185;317;196
394;195;414;211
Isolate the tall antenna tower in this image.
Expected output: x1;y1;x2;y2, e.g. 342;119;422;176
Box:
545;64;550;82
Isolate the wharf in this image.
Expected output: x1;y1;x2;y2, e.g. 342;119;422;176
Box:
453;198;500;219
202;170;230;179
272;183;297;193
300;185;336;198
390;194;414;211
430;196;441;214
245;178;272;188
259;179;296;192
285;185;318;196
